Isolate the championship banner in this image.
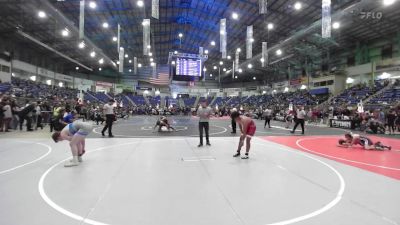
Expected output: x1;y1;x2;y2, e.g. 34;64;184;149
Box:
133;57;138;74
152;63;157;78
143;19;151;55
220;19;227;59
262;42;267;67
79;0;85;39
151;0;159;19
117;24;121;52
322;0;331;38
118;47;124;73
259;0;267;14
246;25;253;59
199;47;204;55
235;51;240;71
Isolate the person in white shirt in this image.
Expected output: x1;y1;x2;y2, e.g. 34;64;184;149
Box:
1;99;12;132
101;99;115;137
35;102;43;130
264;107;272;128
197;100;213;147
291;106;306;134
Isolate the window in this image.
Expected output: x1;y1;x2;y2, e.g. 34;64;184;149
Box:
1;65;10;73
382;44;392;60
327;80;334;85
347;56;355;66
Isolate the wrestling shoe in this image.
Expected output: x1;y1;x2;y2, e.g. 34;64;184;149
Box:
233;152;241;157
198;144;203;147
65;158;79;167
206;142;211;146
241;155;249;159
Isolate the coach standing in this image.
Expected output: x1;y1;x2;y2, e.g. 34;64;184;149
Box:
290;106;306;135
197;100;212;147
101;99;115;137
231;107;237;134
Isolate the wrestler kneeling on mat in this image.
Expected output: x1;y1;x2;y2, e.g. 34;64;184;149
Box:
52;121;93;167
337;132;391;151
153;116;175;132
231;111;257;159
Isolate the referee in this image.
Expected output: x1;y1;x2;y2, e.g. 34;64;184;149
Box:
101;99;115;137
197;100;212;147
290;106;306;135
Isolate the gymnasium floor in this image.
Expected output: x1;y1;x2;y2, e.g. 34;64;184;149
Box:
1;116;400;225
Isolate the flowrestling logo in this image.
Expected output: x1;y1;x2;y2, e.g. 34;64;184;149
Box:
351;10;383;20
331;119;352;129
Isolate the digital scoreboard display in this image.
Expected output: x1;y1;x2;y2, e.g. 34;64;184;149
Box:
176;57;201;77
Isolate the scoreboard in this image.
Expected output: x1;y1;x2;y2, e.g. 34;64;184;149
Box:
176;57;202;77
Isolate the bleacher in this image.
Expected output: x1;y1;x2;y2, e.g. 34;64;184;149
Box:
331;82;384;105
127;94;147;106
368;82;400;105
148;96;161;107
183;96;196;107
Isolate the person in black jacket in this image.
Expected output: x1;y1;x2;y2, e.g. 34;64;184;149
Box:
18;102;36;131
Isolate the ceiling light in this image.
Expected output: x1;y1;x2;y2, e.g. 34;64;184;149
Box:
38;11;47;18
260;58;265;62
78;41;85;49
89;1;97;9
210;74;213;77
213;66;217;70
59;82;63;87
383;0;396;6
138;63;142;68
332;21;340;29
129;59;132;63
267;23;274;30
248;64;253;69
125;54;128;58
250;38;254;43
99;68;102;71
137;0;144;7
46;80;51;85
75;67;79;70
294;2;302;10
147;45;151;49
253;77;256;80
238;68;243;73
236;48;241;52
203;68;207;72
150;62;155;66
99;58;104;64
300;84;307;90
227;55;231;60
90;51;96;57
30;76;36;81
178;33;183;38
276;49;282;55
174;51;178;54
171;61;175;65
150;58;153;62
129;69;132;72
204;50;209;54
211;41;216;46
102;22;109;28
116;61;120;65
223;68;227;71
235;76;238;79
112;36;117;42
149;52;153;56
231;12;239;20
219;61;223;65
61;29;69;37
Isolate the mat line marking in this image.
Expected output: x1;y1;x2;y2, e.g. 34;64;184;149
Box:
0;141;52;175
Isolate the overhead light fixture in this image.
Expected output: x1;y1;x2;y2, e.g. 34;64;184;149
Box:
219;61;223;65
138;63;142;67
383;0;396;6
150;58;154;62
294;2;302;10
147;45;151;49
59;82;63;87
89;1;97;9
276;49;282;55
332;21;340;29
30;76;36;81
253;77;256;80
38;11;47;18
112;36;117;42
223;68;227;72
102;22;109;28
129;59;132;63
116;61;120;65
236;48;241;52
129;69;132;72
155;90;160;95
210;74;213;77
178;33;183;38
238;68;243;73
11;73;15;77
90;51;96;57
267;23;274;30
300;84;307;90
150;62;155;66
99;58;104;64
61;29;69;37
250;38;255;43
231;12;239;20
75;66;79;70
379;72;392;79
210;41;216;46
137;0;144;7
204;50;209;54
247;64;253;69
171;61;175;65
260;58;265;62
227;55;231;60
46;80;52;85
149;52;153;56
99;68;102;71
78;41;85;49
235;76;238;79
125;54;128;58
284;87;289;92
213;66;217;70
203;68;207;72
174;50;178;54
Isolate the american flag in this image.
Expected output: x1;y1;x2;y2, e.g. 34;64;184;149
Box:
148;72;170;85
